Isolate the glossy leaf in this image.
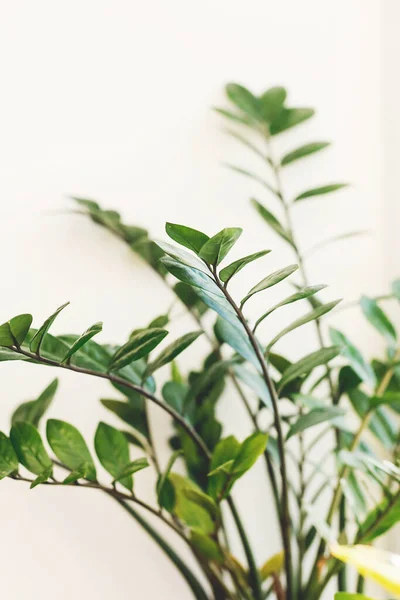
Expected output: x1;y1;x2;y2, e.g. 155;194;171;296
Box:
287;406;345;440
112;457;149;485
10;422;52;476
225;83;261;121
270;107;315;135
62;322;103;363
251;199;294;246
360;295;397;348
155;240;209;274
146;331;202;375
0;314;33;348
161;257;223;298
254;284;326;329
259;86;286;122
219;249;271;284
198;228;242;266
295;183;348;202
110;328;168;372
330;328;376;388
12;378;58;427
281;142;330;166
214;317;258;369
95;422;132;491
278;346;339;392
165;223;209;254
241;264;298;306
46;419;96;481
0;432;19;479
29;302;69;354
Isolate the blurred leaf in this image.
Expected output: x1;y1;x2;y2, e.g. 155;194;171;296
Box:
110;328;168;372
62;322;103;363
208;436;240;500
392;279;400;302
184;488;219;522
10;422;52;476
241;264;298;305
251;199;294;246
12;378;58;427
224;165;277;196
165;223;209;254
281;142;330;166
259;86;286;122
30;302;69;354
278;347;339;392
330;329;376;388
46;419;96;481
190;531;224;562
157;450;182;510
360;296;397;349
162;381;189;415
100;399;149;439
95;422;132;491
214;107;251;126
335;594;374;600
219;250;270;284
198;228;242;266
112;457;149;485
224;129;266;160
295;183;348;202
226;83;261;121
148;314;169;329
231;432;268;478
147;331;202;375
0;314;33;348
30;466;53;489
232;364;271;408
169;473;214;534
0;432;19;479
270;107;314;135
62;463;90;484
260;551;284;580
287;406;345;440
214;318;258;369
255;285;326;329
358;495;400;543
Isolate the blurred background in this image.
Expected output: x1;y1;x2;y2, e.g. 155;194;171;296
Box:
0;1;396;598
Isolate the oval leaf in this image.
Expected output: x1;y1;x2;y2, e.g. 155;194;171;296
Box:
287;406;345;440
0;432;19;479
270;107;315;135
330;328;376;388
198;228;243;266
295;183;348;202
95;422;132;491
225;83;261;121
10;422;52;476
254;285;326;330
281;142;330;166
165;223;209;254
0;314;33;348
46;419;96;481
219;250;271;284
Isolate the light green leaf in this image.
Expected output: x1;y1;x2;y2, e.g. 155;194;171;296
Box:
29;302;69;354
95;422;132;491
63;463;90;484
270;107;315;135
295;183;348;202
224;165;277;196
208;436;240;500
12;378;58;427
0;432;19;479
112;457;149;485
392;279;400;302
330;328;376;388
266;300;341;351
184;488;220;521
147;331;202;375
190;531;224;562
224;129;266;160
241;264;298;306
110;328;168;372
214;107;251;126
360;296;397;349
155;240;209;274
0;314;33;347
61;322;103;363
278;347;339;392
198;228;243;266
46;419;96;481
226;83;261;121
254;284;326;329
259;86;286;122
219;250;271;284
304;231;369;259
169;473;214;534
10;422;52;476
287;406;345;440
335;594;374;600
30;466;53;489
0;347;28;362
231;432;268;477
251;199;294;246
165;223;209;254
281;142;330;166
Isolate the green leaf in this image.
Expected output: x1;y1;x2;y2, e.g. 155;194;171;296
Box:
61;322;103;363
165;223;209;254
270;107;315;135
259;86;286;122
95;422;132;491
10;422;52;476
231;432;268;477
281;142;330;166
155;240;209;274
224;129;266;160
224;165;277;196
254;285;326;329
169;473;214;534
30;466;53;489
219;250;271;284
62;463;90;484
278;347;339;392
295;183;348;202
225;83;261;121
208;436;240;500
29;302;69;354
110;328;168;372
190;531;223;562
330;328;376;388
214;318;258;369
100;399;149;439
358;495;400;542
112;457;149;485
161;257;223;298
12;378;58;427
213;107;251;126
287;406;345;440
198;228;242;266
162;381;188;414
360;296;397;348
157;450;182;510
335;593;374;599
232;364;271;408
146;331;202;375
260;551;284;580
241;264;298;306
251;199;294;246
266;300;341;351
0;314;33;348
46;419;96;481
0;432;19;479
184;488;220;521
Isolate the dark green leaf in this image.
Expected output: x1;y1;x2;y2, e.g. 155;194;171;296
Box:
241;264;298;306
278;347;339;392
0;432;19;479
46;419;96;481
148;314;169;329
226;83;261;121
281;142;330;166
12;378;58;427
259;86;286;122
254;285;326;329
110;328;168;372
30;466;52;489
29;302;69;354
100;399;149;439
287;406;345;440
219;250;271;284
147;331;202;375
198;228;242;266
360;296;397;349
251;199;294;246
330;328;376;388
270;107;315;135
62;322;103;363
295;183;348;202
112;457;149;485
162;381;188;414
95;422;132;491
10;422;52;476
165;223;209;254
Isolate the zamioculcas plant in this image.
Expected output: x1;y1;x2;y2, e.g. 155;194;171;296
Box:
1;83;399;600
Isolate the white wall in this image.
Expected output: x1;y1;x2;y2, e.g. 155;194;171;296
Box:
0;1;385;598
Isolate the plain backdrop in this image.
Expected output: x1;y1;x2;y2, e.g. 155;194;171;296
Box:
0;1;394;598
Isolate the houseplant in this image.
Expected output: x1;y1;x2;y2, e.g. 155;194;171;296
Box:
0;83;399;600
